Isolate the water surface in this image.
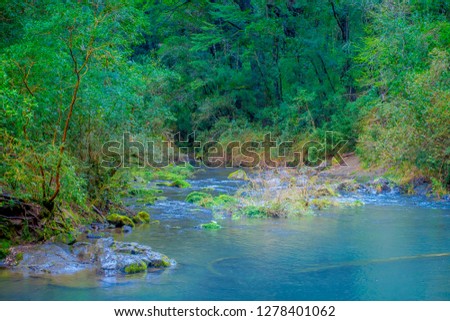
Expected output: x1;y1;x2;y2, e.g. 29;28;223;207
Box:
1;169;449;300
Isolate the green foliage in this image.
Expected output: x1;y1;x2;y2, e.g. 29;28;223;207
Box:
356;3;450;187
0;240;11;260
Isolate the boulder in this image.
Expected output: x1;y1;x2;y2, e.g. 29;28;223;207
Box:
5;238;175;276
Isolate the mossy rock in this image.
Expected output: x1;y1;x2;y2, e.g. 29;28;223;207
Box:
152;255;172;267
214;194;238;206
169;179;191;188
133;211;150;224
124;261;147;274
186;191;213;205
200;221;222;230
106;214;135;228
227;169;249;180
52;231;79;245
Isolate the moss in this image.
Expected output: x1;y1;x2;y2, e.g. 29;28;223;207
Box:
134;211;150;224
350;200;364;207
15;252;23;262
148;164;195;181
186;192;237;209
200;221;222;229
186;191;214;206
240;205;267;218
153;255;172;267
227;169;249;180
310;198;339;210
128;188;162;196
214;194;238;205
135;195;158;205
106;213;135;228
314;185;339;197
155;182;171;187
53;231;78;245
124;261;147;274
169;179;191;188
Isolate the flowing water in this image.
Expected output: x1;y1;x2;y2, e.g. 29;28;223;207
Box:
1;169;449;300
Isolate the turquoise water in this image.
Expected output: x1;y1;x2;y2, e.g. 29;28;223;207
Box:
1;169;449;300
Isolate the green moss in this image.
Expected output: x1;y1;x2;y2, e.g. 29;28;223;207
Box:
310;198;339;210
227;169;249;180
106;213;135;228
128;188;162;197
350;200;364;207
314;185;339;197
155;182;171;187
186;191;214;206
200;221;222;229
124;261;147;274
148;164;195;181
169;179;191;188
186;192;237;209
15;252;23;262
133;211;150;224
240;205;267;218
53;231;78;245
153;255;172;267
135;195;158;205
214;194;238;205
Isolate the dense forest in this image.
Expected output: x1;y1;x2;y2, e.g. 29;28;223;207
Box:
1;0;449;242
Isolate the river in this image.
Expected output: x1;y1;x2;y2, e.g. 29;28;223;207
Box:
1;169;449;300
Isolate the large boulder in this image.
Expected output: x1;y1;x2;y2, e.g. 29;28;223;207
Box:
5;238;175;276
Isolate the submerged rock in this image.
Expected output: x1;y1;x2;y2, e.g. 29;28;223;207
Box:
5;238;175;276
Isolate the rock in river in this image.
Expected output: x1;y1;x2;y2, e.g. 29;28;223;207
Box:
5;238;175;276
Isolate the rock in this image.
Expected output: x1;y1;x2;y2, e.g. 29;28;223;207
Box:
366;178;395;194
132;211;150;224
5;238;175;276
122;225;133;233
106;213;135;228
86;232;110;239
227;169;249;180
